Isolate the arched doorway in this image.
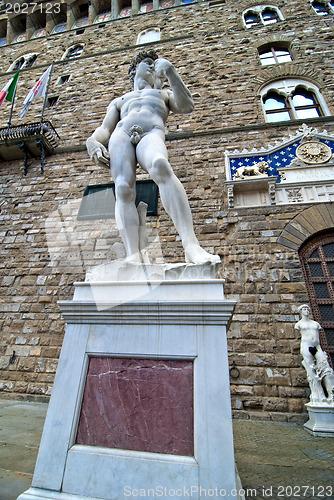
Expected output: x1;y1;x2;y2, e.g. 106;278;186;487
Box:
299;230;334;367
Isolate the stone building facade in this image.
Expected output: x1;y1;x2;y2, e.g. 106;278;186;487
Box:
0;0;334;420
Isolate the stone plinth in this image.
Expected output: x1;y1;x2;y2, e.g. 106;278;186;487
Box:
304;403;334;437
18;263;239;500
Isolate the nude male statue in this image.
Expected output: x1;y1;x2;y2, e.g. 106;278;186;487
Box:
86;50;220;265
295;304;334;403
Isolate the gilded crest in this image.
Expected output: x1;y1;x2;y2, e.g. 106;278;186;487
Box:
296;141;332;164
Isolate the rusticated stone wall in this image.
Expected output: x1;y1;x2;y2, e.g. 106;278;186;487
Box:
0;0;334;419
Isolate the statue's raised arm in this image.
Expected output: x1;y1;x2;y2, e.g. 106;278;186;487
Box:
154;58;194;114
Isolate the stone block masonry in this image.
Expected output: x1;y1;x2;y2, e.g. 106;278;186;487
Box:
0;0;333;417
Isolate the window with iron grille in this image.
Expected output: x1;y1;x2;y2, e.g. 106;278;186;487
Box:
299;231;334;367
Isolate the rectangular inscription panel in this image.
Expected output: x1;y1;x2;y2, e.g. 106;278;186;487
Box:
76;357;194;456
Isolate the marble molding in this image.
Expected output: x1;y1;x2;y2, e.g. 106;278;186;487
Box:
85;261;219;283
76;357;194;455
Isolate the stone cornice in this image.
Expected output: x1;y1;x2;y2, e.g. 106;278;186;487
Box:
58;300;236;325
54;115;334;155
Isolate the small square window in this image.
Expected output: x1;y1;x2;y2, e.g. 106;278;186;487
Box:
57;74;71;85
47;96;59;108
259;46;292;66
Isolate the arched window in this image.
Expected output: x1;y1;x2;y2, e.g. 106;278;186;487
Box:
24;54;38;68
63;44;84;60
258;44;292;65
263;91;291;121
10;57;25;72
311;0;334;15
137;28;160;44
7;53;38;72
261;7;280;24
261;79;330;122
292;88;322;119
243;5;283;27
244;11;261;27
299;230;334;367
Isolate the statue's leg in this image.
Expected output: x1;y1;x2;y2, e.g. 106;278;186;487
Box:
109;131;141;262
302;355;326;403
315;350;334;400
136;132;220;265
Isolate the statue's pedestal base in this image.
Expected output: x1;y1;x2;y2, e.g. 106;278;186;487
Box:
18;264;241;499
304;403;334;437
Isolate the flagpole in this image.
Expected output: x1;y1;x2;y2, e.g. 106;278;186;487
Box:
39;62;54;129
6;82;18;137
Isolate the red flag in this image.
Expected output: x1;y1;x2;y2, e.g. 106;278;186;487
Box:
20;65;52;119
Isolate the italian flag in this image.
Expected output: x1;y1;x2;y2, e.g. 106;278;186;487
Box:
0;71;20;108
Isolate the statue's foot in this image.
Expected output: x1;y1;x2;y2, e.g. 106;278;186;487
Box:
185;244;221;265
125;252;143;264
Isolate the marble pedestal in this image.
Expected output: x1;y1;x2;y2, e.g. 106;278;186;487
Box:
304;403;334;437
18;263;239;500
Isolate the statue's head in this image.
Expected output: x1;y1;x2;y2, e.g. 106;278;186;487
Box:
298;304;310;314
128;49;159;89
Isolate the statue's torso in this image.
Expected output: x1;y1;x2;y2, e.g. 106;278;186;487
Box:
297;318;321;347
116;89;169;133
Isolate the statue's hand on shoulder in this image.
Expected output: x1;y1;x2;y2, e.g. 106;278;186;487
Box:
86;137;110;168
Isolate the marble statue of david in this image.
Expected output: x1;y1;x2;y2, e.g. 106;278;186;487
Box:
86;49;220;265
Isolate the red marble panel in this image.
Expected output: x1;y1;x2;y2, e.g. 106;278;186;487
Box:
76;357;194;456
